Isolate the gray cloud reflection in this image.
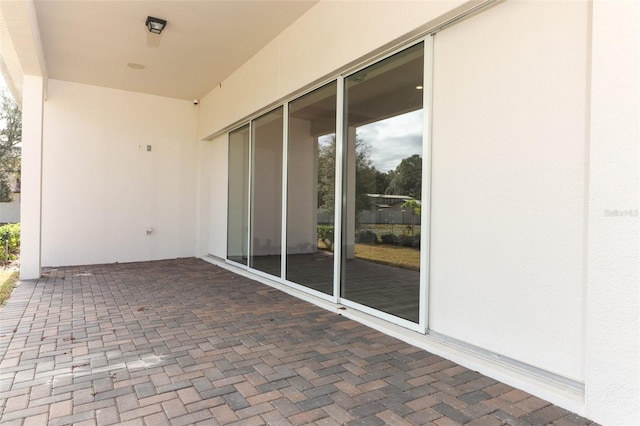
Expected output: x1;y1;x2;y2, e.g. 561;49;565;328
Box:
357;109;423;172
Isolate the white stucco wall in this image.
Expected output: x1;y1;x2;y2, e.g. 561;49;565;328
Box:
41;80;198;266
207;134;228;260
429;0;587;382
195;0;639;423
586;1;640;424
20;75;44;279
194;136;213;259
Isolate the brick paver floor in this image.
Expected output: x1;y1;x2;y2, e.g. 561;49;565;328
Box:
0;258;597;425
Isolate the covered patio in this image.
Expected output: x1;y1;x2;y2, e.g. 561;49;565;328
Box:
1;0;638;424
0;259;595;425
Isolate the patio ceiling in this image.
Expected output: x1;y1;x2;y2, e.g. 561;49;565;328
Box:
1;0;318;101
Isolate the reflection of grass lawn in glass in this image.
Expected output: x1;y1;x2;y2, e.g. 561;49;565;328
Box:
355;244;420;271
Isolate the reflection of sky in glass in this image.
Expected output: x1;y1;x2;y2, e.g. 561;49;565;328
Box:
318;134;334;148
357;109;423;172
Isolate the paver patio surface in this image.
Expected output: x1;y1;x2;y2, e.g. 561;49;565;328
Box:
0;258;597;425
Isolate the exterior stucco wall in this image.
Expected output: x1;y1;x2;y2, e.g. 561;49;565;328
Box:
429;0;587;383
585;1;640;424
41;79;198;266
207;134;228;260
20;75;44;279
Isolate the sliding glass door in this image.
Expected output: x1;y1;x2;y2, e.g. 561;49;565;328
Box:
250;107;284;277
342;42;424;323
286;82;337;295
227;125;250;265
227;41;427;325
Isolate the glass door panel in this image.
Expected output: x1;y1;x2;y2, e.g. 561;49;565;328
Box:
227;125;250;265
342;42;424;323
286;82;337;295
250;107;284;277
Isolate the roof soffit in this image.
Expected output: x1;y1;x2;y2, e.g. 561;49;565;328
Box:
33;0;318;100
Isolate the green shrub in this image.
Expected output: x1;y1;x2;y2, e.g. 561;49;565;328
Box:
317;225;334;251
0;223;20;261
398;234;415;247
356;229;377;244
380;233;399;245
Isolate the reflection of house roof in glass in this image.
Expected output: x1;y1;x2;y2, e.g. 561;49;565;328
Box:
367;194;413;199
367;194;418;208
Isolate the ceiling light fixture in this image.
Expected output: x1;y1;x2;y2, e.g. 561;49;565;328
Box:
145;16;167;34
352;72;368;83
416;85;424;90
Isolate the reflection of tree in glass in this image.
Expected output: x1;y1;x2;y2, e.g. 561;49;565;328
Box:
318;135;423;218
386;154;421;199
353;138;377;215
317;135;336;215
317;135;382;217
401;199;421;216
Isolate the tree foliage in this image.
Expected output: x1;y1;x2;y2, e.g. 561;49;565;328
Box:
316;134;422;216
387;154;422;198
317;135;385;217
0;90;21;202
353;139;376;215
401;199;422;216
317;135;336;215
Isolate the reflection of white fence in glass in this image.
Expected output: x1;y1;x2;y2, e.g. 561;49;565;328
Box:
316;194;422;225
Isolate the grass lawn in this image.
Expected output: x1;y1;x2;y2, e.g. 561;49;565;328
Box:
0;269;19;306
355;244;420;271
